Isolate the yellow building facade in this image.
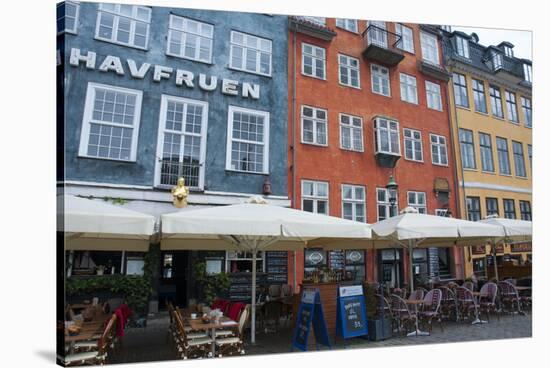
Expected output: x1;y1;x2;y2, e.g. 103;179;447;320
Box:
443;32;532;279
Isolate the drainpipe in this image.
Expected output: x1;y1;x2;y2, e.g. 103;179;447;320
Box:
291;26;298;293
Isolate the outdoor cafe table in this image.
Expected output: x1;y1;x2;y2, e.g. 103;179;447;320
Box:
405;299;429;337
187;316;238;356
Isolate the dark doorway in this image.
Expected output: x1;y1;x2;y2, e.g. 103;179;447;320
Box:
159;251;190;309
377;249;403;289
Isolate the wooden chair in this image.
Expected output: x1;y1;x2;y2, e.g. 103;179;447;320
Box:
173;307;212;359
216;304;249;357
64;314;117;366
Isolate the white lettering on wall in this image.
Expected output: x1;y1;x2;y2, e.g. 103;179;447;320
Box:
242;82;260;100
69;48;96;69
175;70;194;88
98;55;125;75
198;74;217;91
153;65;173;82
127;59;151;79
222;79;239;96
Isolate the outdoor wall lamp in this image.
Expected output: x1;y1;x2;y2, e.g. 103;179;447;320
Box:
386;175;398;206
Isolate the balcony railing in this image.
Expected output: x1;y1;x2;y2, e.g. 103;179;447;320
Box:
362;25;404;66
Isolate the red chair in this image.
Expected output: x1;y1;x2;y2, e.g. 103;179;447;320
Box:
227;302;246;322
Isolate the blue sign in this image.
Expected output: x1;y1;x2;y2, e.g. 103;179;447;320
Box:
336;285;368;339
292;288;331;351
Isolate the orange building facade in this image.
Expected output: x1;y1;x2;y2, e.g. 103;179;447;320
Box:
287;17;462;290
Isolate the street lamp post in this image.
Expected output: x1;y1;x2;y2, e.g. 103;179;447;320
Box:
386;175;399;288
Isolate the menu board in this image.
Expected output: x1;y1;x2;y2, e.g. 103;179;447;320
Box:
228;272;267;302
265;251;288;284
336;285;368;339
329;251;345;270
292;288;331;352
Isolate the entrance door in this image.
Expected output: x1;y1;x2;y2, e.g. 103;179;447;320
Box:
159;251;190;309
378;249;403;288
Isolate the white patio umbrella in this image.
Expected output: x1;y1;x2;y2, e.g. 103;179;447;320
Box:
372;207;505;295
59;194;156;251
160;196;373;344
479;216;532;281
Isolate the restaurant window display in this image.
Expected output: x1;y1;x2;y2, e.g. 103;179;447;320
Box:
345;250;366;282
226;251;264;273
70;250;123;275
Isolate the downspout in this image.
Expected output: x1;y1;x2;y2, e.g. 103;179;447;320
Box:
291;24;298;293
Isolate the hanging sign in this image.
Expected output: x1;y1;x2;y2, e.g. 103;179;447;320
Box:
336;285;368;339
291;288;331;351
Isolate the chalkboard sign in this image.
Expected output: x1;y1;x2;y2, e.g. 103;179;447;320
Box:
292;288;331;351
336;285;368;339
266;251;288;284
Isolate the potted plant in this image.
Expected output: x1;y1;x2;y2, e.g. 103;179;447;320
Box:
364;283;392;341
96;265;105;276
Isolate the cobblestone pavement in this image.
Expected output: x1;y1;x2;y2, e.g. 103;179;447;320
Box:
109;312;531;364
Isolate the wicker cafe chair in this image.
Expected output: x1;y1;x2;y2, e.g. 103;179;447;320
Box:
408;289;424;301
64;314;117;366
456;286;477;322
438;286;458;322
173;307;212;359
463;281;475;292
418;289;443;334
390;294;417;336
478;282;499;322
216;304;249;357
498;281;521;314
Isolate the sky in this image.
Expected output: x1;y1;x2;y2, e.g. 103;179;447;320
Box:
452;26;532;60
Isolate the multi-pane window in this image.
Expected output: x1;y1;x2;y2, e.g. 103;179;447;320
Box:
167;15;213;63
226;106;269;174
301;106;327;146
336;18;358;33
400;73;418;104
425;81;442;111
486;197;499;217
453;73;469;108
512;141;526;177
403;128;423;162
342;185;366;222
521;97;532;128
156;96;207;188
302;180;329;215
79;83;142;162
505;91;519;123
430;134;448;165
466;197;481;221
472;79;487;113
503;199;516;219
504;46;514;58
367;21;387;48
374;118;400;155
407;191;427;214
523;63;532;83
371;64;390;96
491;50;503;71
377;188;398;221
527;144;532;169
479;133;495;172
420;31;439;65
459;129;476;169
395;23;414;53
496;137;511;175
338;54;360;88
340;114;363;152
520;201;532;221
489;85;504;118
302;43;326;79
230;31;272;76
57;1;79;34
95;4;151;49
456;36;469;58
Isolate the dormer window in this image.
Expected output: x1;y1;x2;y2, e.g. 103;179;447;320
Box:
523;63;532;83
491;50;503;71
504;45;514;58
456;36;470;58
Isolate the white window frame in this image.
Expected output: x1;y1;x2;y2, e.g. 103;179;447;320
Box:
453;73;469;108
371;64;391;97
338;54;360;89
403;128;423;162
479;132;495;173
407;191;427;214
367;21;387;48
425;81;442;111
491;51;503;71
229;31;272;77
512;141;526;178
225;105;270;174
57;1;80;35
400;73;418;104
456;36;470;58
339;113;364;152
505;90;519;124
341;184;366;222
336;18;358;33
302;180;329;215
94;3;151;50
395;23;414;53
504;46;514;58
301;105;328;146
472;78;487;114
420;31;440;65
521;97;532;128
377;187;398;221
523;63;532;83
430;133;448;166
302;43;326;80
459;128;476;169
490;85;504;118
78;82;143;162
154;95;209;189
166;15;214;64
374;117;401;156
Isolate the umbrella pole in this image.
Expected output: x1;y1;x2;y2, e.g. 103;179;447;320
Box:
492;241;499;282
409;240;414;296
293;251;297;294
251;250;257;344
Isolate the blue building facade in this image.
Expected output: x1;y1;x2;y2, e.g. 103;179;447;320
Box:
58;2;290;215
